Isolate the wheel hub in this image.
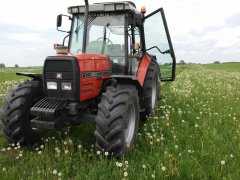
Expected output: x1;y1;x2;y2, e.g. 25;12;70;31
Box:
151;76;157;111
124;102;136;146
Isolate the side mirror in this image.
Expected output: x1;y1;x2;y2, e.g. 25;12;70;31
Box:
57;15;62;27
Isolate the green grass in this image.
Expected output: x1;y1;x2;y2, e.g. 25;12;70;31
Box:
202;62;240;72
0;64;240;179
0;67;42;82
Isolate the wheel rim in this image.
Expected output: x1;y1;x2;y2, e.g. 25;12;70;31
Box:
151;76;157;111
125;102;136;145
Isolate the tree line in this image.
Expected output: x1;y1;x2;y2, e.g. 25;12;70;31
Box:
0;63;19;68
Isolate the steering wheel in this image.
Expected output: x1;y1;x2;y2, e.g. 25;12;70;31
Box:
97;37;113;45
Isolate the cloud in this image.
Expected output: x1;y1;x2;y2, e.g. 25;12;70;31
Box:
6;33;45;43
0;23;61;67
0;44;52;67
0;0;240;66
226;13;240;27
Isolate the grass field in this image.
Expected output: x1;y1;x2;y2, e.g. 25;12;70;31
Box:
0;63;240;179
202;62;240;72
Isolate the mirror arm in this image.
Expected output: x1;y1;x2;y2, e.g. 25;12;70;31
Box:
62;34;70;46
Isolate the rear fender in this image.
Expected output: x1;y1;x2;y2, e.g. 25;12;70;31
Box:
136;54;151;86
110;75;142;97
136;54;161;87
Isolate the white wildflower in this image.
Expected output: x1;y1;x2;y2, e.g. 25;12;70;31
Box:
53;169;57;174
162;166;166;171
116;162;123;167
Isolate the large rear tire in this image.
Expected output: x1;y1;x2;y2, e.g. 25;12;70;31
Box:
94;85;140;158
1;80;42;145
141;61;160;120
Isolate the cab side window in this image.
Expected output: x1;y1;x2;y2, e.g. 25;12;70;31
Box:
129;27;141;75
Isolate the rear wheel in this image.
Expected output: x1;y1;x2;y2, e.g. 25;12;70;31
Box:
1;80;42;145
141;61;160;120
94;85;140;158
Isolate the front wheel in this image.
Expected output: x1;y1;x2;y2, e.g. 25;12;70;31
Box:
1;80;42;145
94;85;140;158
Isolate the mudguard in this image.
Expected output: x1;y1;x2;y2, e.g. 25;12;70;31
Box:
16;72;42;80
136;54;151;87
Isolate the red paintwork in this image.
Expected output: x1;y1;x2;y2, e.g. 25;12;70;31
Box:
57;53;110;102
76;54;110;101
54;53;151;101
136;54;151;86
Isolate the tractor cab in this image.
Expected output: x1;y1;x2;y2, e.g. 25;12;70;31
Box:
57;1;176;80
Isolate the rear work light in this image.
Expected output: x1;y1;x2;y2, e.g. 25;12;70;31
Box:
47;82;57;90
62;83;72;91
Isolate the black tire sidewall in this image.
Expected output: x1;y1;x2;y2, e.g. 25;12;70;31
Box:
142;61;160;119
122;87;139;152
2;80;42;144
95;85;140;158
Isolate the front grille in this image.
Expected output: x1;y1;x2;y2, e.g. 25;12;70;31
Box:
30;98;66;118
43;56;80;101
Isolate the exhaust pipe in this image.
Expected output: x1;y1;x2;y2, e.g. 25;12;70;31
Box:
83;0;89;53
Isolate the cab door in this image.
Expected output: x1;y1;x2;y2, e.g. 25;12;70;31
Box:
144;8;176;81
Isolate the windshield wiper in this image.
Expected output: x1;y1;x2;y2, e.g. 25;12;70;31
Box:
75;22;84;33
75;16;97;33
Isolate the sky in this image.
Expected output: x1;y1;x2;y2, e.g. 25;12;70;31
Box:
0;0;240;67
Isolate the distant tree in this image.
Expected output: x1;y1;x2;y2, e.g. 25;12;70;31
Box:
179;60;186;65
0;63;5;68
15;64;19;68
214;61;220;64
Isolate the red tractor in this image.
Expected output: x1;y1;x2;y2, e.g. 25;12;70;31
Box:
0;0;176;157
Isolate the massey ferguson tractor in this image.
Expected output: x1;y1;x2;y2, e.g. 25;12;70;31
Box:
0;0;176;157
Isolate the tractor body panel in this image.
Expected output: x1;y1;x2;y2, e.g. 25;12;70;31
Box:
44;53;110;102
75;54;110;101
136;54;151;86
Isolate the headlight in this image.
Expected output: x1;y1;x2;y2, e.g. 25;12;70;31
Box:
47;82;57;90
62;82;72;90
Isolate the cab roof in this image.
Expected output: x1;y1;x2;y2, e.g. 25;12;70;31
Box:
68;1;140;15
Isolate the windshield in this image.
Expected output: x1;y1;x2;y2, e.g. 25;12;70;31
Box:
70;15;125;57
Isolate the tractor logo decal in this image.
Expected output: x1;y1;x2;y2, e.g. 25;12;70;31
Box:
56;73;63;79
82;71;111;78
